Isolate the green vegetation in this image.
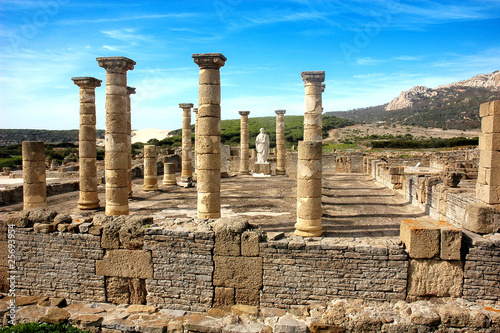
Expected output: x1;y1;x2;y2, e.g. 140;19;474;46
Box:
370;136;478;149
0;129;105;146
163;115;353;149
0;323;89;333
327;87;500;130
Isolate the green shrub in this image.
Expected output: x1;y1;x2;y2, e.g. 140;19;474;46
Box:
0;322;89;333
0;156;22;169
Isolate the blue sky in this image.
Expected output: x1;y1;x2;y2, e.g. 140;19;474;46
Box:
1;0;500;131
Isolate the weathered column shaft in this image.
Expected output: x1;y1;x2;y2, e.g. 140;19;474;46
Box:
295;141;323;237
192;53;227;219
143;145;159;191
193;108;198;174
180;103;194;182
302;72;325;142
296;71;325;237
477;100;500;204
275;109;286;175
72;77;102;210
163;162;176;185
127;86;136;197
22;141;47;209
97;56;136;216
239;111;250;174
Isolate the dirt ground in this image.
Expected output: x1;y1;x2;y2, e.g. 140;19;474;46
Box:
0;173;432;240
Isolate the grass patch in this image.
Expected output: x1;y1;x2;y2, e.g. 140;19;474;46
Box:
0;323;89;333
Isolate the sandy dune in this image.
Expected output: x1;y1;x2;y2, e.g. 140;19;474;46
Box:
131;129;171;144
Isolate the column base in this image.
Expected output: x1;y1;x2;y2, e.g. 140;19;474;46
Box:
181;176;193;183
276;169;286;175
294;218;323;237
78;201;100;210
198;212;221;219
143;185;159;191
23;201;47;210
105;204;129;216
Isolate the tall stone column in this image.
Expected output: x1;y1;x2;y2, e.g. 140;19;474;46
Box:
127;86;136;197
97;56;136;216
22;141;47;209
72;77;102;210
179;103;194;185
238;111;250;174
192;53;227;219
143;145;159;191
477;100;500;205
193;107;198;175
296;71;325;237
275;109;286;175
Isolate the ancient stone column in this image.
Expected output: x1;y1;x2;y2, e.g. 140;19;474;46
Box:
301;71;325;142
179;103;194;185
127;86;136;197
275;109;286;175
192;53;227;219
193;107;198;175
143;145;159;191
296;71;325;237
163;163;176;185
477;100;500;205
22;141;47;209
295;141;323;237
72;77;101;210
97;56;136;216
238;111;250;174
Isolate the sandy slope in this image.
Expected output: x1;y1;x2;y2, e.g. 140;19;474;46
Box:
131;129;170;144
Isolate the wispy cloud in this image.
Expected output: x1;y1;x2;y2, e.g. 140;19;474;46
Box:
58;13;198;25
356;57;384;65
393;55;422;61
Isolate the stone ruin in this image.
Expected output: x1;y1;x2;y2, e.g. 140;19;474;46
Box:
0;54;499;332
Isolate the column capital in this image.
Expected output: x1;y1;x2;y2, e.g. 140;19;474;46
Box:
301;71;325;84
192;53;227;69
96;56;136;74
71;77;102;88
275;109;286;115
127;86;136;95
179;103;194;109
238;111;250;116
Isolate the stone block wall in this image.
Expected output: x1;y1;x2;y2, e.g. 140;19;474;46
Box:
0;181;79;205
260;237;408;307
144;227;215;312
463;231;500;303
0;221;7;292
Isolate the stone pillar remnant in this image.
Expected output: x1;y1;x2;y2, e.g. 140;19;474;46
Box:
193;107;198;175
97;56;136;216
477;100;500;205
179;103;194;186
275;109;286;175
127;86;136;197
72;77;102;210
296;71;325;237
163;162;177;185
238;111;250;174
192;53;227;219
22;141;47;209
143;145;159;191
301;71;325;142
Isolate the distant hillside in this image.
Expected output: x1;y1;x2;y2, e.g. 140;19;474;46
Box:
165;115;354;148
0;129;105;146
327;71;500;130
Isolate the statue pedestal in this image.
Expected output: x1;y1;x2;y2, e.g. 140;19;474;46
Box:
253;162;271;175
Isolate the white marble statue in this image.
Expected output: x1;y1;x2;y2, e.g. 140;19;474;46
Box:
255;128;270;163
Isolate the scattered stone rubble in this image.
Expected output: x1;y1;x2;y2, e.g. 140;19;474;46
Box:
1;295;499;332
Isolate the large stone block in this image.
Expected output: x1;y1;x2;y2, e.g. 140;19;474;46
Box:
213;256;262;289
235;288;260;306
475;182;500;205
400;219;440;258
241;230;260;256
213;287;234;308
407;259;463;298
96;249;153;279
212;217;249;256
464;202;500;234
439;222;462;260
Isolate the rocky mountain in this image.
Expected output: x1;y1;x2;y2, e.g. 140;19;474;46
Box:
386;71;500;111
